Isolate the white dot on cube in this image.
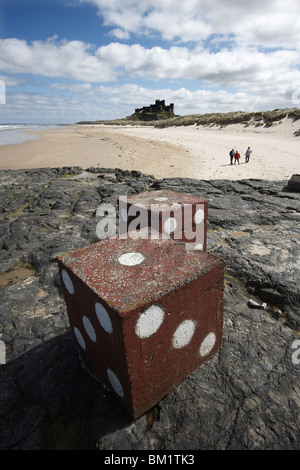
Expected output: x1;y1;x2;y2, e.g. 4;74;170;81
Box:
118;252;145;266
135;305;165;338
154;196;169;202
74;327;86;350
62;270;74;294
194;208;204;225
95;302;113;334
199;332;216;357
172;319;196;349
83;315;96;342
107;369;124;398
186;242;203;251
164;217;177;234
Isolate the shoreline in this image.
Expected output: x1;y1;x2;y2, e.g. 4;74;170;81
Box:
0;125;190;179
0;120;299;180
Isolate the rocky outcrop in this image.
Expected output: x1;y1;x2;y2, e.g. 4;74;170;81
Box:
287;174;300;192
0;168;299;450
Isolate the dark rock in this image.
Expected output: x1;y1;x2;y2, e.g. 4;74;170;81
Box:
287;174;300;192
0;168;299;450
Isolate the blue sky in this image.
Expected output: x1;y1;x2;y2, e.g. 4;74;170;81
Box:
0;0;300;124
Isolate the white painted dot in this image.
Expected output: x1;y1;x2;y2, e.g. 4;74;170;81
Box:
83;316;96;342
199;332;216;357
194;208;204;225
62;269;74;294
74;327;86;350
172;319;196;349
186;242;203;251
107;369;124;398
95;303;113;334
154;196;169;202
121;208;128;222
118;252;145;266
164;217;177;234
135;305;165;338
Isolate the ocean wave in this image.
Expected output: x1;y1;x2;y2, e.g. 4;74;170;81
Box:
0;124;58;146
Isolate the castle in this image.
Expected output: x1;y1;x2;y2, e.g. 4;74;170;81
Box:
135;99;174;115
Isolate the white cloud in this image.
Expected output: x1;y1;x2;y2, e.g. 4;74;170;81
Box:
3;90;100;123
109;28;130;40
0;75;28;87
95;42;300;92
4;81;295;124
2;1;300;123
1;38;299;99
50;82;93;93
0;38;114;82
78;0;300;47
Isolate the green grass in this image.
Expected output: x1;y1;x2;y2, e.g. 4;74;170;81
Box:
76;107;300;129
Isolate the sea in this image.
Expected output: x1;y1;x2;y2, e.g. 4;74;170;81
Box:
0;124;59;146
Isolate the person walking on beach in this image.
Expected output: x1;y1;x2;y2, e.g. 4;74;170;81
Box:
245;146;252;163
234;150;240;165
229;148;235;165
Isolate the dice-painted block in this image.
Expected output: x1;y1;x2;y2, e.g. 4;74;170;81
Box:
57;237;224;419
119;190;208;250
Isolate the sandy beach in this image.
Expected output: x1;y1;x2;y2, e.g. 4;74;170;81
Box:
0;119;299;180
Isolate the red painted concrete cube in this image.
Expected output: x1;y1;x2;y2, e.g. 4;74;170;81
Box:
119;190;208;251
57;237;224;419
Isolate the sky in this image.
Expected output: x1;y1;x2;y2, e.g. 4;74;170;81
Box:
0;0;300;124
